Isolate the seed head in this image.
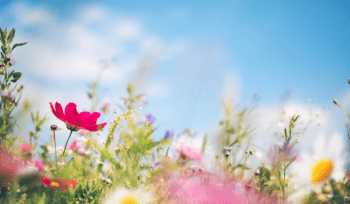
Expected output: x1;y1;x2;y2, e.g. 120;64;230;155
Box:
333;99;338;105
255;168;260;176
50;125;58;131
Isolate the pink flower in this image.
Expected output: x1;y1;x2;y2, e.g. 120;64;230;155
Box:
33;159;43;170
20;143;32;152
68;141;78;150
78;129;87;136
77;146;88;156
50;102;107;132
123;96;127;101
174;142;203;161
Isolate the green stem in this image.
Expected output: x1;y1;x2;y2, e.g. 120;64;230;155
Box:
61;130;73;164
53;130;57;170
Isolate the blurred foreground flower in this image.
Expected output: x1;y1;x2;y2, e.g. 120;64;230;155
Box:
289;132;345;202
158;169;280;204
50;102;107;132
20;143;32;152
174;142;203;161
102;187;154;204
0;148;23;186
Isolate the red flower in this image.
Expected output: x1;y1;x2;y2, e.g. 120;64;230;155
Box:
41;177;78;192
50;102;107;132
41;176;51;187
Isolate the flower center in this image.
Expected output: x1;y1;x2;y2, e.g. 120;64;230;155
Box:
50;182;60;187
311;158;333;184
119;194;139;204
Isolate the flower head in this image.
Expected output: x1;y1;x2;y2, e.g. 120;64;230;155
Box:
1;88;14;100
68;141;78;150
20;143;32;152
224;146;233;157
33;159;43;170
266;141;298;168
123;96;127;101
102;187;154;204
145;114;156;124
50;102;107;132
165;130;174;138
174;142;203;161
42;177;78;191
6;53;16;66
0;62;5;68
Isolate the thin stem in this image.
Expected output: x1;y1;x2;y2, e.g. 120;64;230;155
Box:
61;130;73;165
53;130;57;170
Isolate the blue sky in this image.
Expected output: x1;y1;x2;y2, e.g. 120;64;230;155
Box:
1;1;350;197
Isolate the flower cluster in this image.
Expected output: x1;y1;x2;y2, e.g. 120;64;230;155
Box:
41;177;78;192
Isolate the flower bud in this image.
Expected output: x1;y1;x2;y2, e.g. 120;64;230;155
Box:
50;125;58;131
255;168;260;176
333;99;338;105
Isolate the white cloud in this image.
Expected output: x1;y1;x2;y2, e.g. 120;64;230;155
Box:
77;5;106;23
112;19;142;40
221;71;241;104
144;82;170;97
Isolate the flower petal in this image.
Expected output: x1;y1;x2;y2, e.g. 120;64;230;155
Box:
79;112;101;127
64;103;81;126
50;102;66;121
83;122;107;131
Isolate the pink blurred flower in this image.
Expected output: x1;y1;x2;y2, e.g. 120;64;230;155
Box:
20;143;32;152
123;96;127;101
174;142;203;161
33;159;43;170
78;129;87;136
68;140;78;150
163;171;280;204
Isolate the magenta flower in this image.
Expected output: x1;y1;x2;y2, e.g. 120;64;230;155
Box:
33;159;43;170
50;102;107;132
123;96;127;101
20;143;32;152
174;142;203;161
68;140;78;150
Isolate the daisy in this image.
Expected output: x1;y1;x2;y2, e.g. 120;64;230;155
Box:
102;187;154;204
288;132;345;202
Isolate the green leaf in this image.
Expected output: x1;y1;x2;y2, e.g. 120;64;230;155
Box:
8;70;14;78
105;135;112;148
28;131;35;137
36;111;40;122
97;163;103;173
40;145;48;152
0;28;5;45
11;42;27;51
201;135;207;154
7;28;15;45
165;146;169;157
10;72;21;83
31;112;35;123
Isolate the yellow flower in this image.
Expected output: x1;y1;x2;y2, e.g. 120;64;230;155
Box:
311;159;333;184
